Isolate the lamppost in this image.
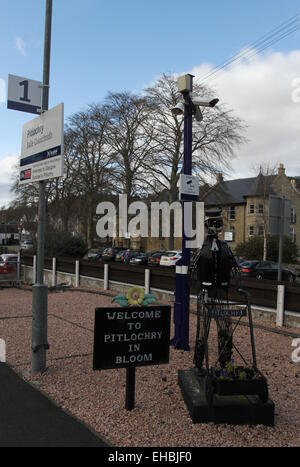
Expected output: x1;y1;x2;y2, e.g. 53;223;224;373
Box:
170;74;219;351
32;0;53;374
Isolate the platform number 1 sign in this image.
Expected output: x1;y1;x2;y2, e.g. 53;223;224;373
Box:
7;74;42;115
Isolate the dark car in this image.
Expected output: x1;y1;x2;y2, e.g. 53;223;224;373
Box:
115;250;127;263
129;253;148;266
0;254;18;275
85;247;107;261
241;261;296;283
148;251;166;267
102;247;125;262
123;250;143;264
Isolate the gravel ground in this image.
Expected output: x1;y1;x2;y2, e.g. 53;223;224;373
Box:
0;288;300;447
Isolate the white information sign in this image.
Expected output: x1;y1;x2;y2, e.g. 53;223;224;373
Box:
7;74;42;115
179;174;199;201
224;232;233;242
20;103;64;184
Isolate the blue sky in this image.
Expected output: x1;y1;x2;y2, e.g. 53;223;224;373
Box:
1;0;300;205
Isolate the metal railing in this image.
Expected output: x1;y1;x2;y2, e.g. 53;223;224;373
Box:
21;253;300;313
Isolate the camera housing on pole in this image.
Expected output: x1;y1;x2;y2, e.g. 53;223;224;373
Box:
171;74;219;351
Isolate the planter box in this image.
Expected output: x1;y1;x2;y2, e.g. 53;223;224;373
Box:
207;368;269;404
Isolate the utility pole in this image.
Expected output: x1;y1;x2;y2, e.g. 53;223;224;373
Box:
32;0;52;373
171;75;194;351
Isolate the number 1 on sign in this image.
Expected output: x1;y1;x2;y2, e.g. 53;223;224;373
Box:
19;80;31;103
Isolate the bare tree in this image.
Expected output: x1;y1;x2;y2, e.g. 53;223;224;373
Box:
48;129;82;233
66;104;114;248
104;92;156;204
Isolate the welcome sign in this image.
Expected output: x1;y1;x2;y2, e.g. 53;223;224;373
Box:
93;306;171;370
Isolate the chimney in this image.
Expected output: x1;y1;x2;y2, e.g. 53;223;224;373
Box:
278;164;286;176
217;173;224;183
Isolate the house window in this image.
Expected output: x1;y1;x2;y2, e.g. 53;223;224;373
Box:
258;204;264;215
258;225;264;237
249;204;255;215
290;227;296;243
229;206;236;220
248;225;255;237
230;226;235;241
291;208;296;224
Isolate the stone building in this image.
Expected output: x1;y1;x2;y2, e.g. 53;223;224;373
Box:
0;224;20;245
201;164;300;254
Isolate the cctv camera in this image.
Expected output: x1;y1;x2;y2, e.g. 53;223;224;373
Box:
171;102;186;116
193;105;203;122
191;95;219;108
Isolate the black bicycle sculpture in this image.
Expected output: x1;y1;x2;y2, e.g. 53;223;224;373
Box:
190;209;269;408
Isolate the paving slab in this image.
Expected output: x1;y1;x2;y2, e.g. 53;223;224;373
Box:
0;364;109;447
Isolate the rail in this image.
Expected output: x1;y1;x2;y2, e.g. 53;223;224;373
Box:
21;253;300;313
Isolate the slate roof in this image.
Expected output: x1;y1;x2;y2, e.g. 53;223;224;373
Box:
246;174;276;197
202;175;276;207
202;177;254;206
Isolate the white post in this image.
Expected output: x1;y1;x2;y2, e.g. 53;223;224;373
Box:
17;252;21;282
104;264;109;291
145;269;150;295
52;257;56;287
276;285;285;327
75;261;80;288
33;255;37;285
0;339;6;363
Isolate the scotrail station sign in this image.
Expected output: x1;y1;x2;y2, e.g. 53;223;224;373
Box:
20;103;64;184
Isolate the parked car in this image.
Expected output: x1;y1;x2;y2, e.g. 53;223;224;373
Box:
123;250;143;264
235;256;246;266
241;260;296;283
115;250;127;263
160;251;182;267
148;251;166;267
85;247;106;261
102;247;125;262
129;253;148;266
20;240;33;251
0;254;18;275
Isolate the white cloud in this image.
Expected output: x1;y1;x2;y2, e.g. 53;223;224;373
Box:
0;78;5;105
0;155;18;207
15;36;26;57
190;49;300;179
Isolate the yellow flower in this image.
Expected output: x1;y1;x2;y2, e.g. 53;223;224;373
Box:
126;287;145;306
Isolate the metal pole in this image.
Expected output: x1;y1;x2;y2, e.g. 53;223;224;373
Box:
171;86;193;351
32;0;52;374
